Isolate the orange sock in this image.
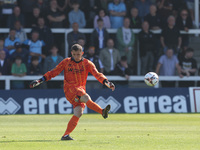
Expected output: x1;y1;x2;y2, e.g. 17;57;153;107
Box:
86;99;103;114
63;115;79;136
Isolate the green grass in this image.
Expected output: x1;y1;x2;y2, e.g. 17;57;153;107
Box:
0;114;200;150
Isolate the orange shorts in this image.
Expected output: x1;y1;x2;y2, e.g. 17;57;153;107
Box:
64;86;86;109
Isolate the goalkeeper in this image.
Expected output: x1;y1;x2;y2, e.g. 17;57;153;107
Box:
30;44;115;140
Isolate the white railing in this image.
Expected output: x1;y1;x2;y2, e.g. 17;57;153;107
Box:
0;75;199;90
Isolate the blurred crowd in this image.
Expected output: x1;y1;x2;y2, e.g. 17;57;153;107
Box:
0;0;199;89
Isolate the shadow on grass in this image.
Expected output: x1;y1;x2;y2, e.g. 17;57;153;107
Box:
0;140;60;143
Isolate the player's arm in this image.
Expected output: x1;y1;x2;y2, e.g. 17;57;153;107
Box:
88;61;115;91
30;59;67;88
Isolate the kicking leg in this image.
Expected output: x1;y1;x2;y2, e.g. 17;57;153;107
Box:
80;94;111;119
61;106;83;140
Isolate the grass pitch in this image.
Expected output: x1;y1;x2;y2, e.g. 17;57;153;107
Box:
0;114;200;150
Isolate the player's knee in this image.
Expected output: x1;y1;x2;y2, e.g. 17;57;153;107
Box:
80;94;90;103
74;111;83;118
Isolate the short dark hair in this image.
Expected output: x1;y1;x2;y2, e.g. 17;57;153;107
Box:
15;55;22;61
121;56;127;61
186;47;194;53
97;18;103;22
31;56;39;62
71;44;82;52
32;30;39;34
50;44;58;50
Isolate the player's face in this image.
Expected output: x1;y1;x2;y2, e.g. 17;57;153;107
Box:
71;50;84;62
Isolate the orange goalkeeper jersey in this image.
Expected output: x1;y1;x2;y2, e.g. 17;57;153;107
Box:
44;57;107;92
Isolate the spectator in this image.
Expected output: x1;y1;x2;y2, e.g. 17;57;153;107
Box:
144;5;161;30
116;17;135;64
27;56;43;75
67;22;86;51
129;7;142;29
156;0;173;27
90;18;109;54
0;50;10;75
0;39;9;59
113;56;131;86
198;68;200;86
85;46;104;73
155;48;182;87
134;0;152;20
4;28;20;55
32;17;54;56
11;56;27;89
19;0;37;26
68;1;86;28
1;0;17;27
79;0;100;28
176;9;193;50
23;31;45;63
0;50;10;89
27;6;41;27
7;6;25;28
99;0;109;13
185;0;194;21
94;9;111;29
14;21;27;43
179;48;197;87
160;15;182;54
57;0;70;12
77;38;86;53
47;0;66;28
36;0;49;14
138;21;156;75
108;0;126;29
43;45;63;73
10;42;29;64
43;45;63;88
99;39;121;75
171;0;186;18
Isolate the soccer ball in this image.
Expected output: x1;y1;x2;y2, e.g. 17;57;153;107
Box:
144;72;159;86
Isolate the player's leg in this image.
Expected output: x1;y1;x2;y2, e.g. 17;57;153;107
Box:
80;93;111;119
61;106;84;140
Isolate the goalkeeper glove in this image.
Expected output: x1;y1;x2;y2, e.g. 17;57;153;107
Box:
104;80;115;91
29;76;46;88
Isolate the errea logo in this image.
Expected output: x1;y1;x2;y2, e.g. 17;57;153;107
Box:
0;98;21;114
95;96;121;113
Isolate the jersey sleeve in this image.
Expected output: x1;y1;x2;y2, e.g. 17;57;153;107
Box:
87;60;107;84
43;59;67;81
